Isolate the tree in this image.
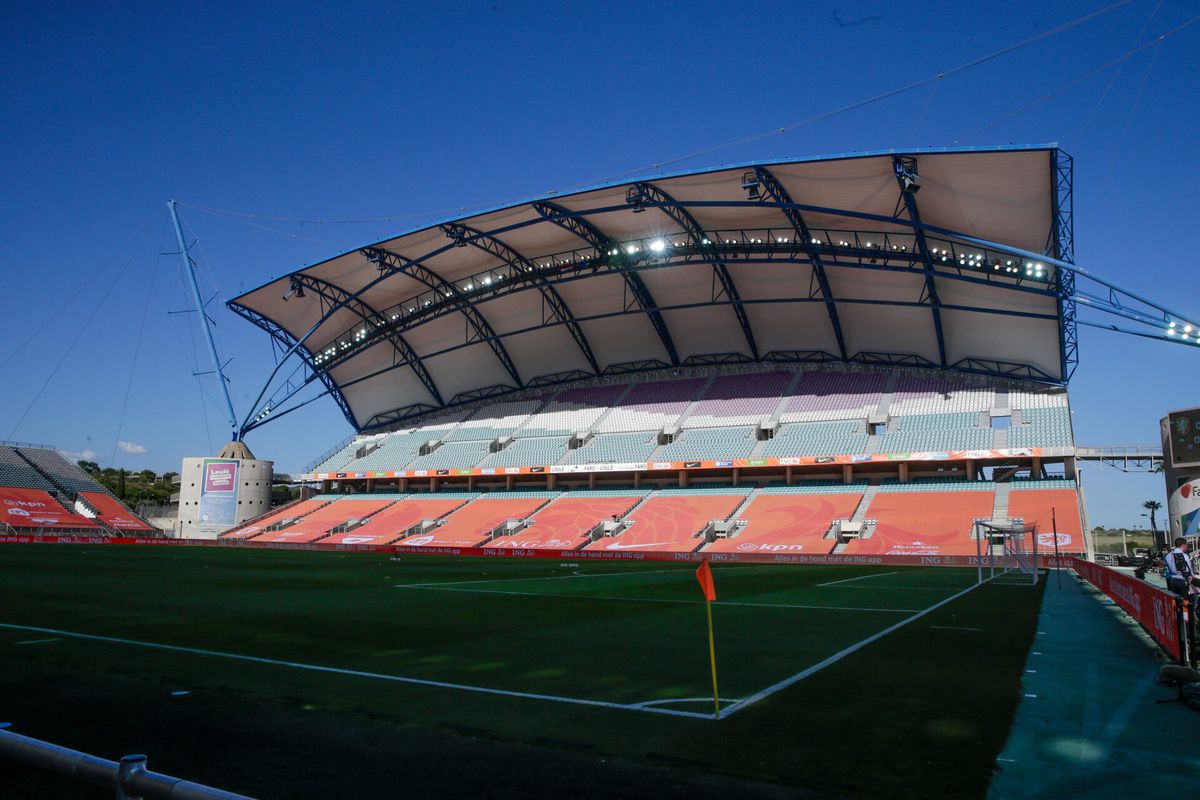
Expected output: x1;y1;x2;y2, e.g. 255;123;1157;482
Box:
1142;499;1162;533
117;469;126;499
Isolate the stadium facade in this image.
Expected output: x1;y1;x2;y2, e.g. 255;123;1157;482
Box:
204;146;1148;558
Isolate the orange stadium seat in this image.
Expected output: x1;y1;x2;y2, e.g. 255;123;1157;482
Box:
78;491;152;532
401;496;551;548
488;495;643;550
841;490;994;556
586;493;745;553
0;487;99;530
251;498;397;543
220;497;333;539
1008;488;1086;554
322;496;470;545
704;493;862;555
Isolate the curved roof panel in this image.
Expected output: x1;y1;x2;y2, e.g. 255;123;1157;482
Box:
229;146;1069;431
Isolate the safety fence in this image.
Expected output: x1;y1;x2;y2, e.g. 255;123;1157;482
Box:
1071;556;1192;664
0;728;253;799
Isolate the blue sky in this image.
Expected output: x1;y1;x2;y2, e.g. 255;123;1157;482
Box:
1;0;1196;528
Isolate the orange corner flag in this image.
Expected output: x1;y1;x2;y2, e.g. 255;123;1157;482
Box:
695;560;716;602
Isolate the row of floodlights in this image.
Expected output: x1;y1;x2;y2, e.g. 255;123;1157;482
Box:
312;237;1051;367
1167;322;1200;343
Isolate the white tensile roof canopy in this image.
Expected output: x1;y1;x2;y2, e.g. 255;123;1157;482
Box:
229;146;1072;432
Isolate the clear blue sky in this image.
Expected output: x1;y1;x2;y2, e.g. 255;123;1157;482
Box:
2;0;1197;528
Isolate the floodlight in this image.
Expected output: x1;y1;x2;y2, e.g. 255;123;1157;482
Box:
650;239;666;253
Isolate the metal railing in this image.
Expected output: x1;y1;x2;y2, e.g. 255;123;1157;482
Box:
0;728;255;799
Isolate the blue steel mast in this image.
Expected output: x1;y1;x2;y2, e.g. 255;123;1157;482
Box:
168;199;241;442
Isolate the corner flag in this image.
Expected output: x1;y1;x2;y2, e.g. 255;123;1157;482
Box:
695;559;720;718
695;559;716;602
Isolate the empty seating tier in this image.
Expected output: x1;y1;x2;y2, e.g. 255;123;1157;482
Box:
78;492;152;531
445;398;546;442
763;421;868;457
221;497;334;539
517;385;628;437
876;413;994;454
322;496;470;545
0;447;55;492
779;370;885;423
705;491;863;554
562;432;657;465
402;495;552;548
656;427;757;461
841;487;995;556
1010;408;1074;448
0;487;98;530
489;493;644;550
595;377;705;433
481;436;571;468
683;371;791;428
1007;485;1085;553
251;497;397;543
888;376;994;416
586;490;748;553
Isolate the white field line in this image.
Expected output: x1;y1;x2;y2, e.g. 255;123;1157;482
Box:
395;563;788;589
929;625;983;632
394;584;921;613
822;584;964;591
631;697;742;708
395;567;691;588
816;571;899;587
0;622;713;721
716;577;993;719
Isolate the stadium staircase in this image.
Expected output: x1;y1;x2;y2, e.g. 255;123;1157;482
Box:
259;498;337;533
481;493;562;543
828;485;881;553
585;490;654;543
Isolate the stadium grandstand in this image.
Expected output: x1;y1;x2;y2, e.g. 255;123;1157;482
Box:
212;147;1147;560
0;442;154;535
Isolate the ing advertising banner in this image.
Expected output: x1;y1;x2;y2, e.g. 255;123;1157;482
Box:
199;459;239;533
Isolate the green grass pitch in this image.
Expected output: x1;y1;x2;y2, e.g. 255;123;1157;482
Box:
0;545;1044;798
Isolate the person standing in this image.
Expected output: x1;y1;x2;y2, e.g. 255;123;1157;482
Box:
1163;538;1194;598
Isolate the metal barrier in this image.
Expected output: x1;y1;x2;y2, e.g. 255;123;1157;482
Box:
0;728;255;799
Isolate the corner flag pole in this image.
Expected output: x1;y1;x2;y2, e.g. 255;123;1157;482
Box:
694;560;720;719
705;595;719;719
